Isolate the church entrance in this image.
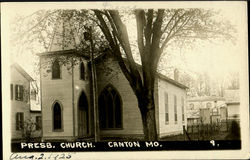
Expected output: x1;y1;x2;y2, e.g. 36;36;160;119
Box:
78;91;89;137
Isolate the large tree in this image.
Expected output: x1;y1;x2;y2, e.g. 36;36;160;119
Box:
11;8;235;141
93;9;234;140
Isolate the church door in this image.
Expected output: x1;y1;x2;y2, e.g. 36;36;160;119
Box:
78;91;89;137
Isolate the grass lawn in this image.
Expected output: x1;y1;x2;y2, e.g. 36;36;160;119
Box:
160;131;230;141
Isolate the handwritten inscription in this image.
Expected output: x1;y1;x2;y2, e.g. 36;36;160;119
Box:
10;153;73;160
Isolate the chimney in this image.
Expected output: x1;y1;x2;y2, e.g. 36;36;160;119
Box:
174;69;179;82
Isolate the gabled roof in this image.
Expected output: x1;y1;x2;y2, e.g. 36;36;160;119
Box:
122;57;188;90
96;52;188;90
11;63;34;82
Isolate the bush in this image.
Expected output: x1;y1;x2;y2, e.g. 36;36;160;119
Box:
21;118;36;141
225;120;240;140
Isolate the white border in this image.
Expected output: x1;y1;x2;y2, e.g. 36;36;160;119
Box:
1;1;249;159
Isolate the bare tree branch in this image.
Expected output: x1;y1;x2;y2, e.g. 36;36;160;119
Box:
160;11;187;51
108;10;136;67
151;9;164;52
18;10;59;40
135;9;146;57
162;9;180;34
94;10;136;88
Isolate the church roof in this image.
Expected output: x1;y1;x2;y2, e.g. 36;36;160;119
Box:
157;73;188;89
11;63;34;82
37;49;188;90
121;57;188;89
187;96;225;102
35;16;187;90
36;49;90;60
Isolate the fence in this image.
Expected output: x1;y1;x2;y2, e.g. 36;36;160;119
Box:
183;119;240;141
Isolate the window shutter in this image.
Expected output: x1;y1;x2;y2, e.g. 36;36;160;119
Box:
36;116;41;130
20;113;24;129
15;85;18;100
10;84;13;100
174;95;177;123
24;86;29;102
36;116;38;130
20;85;24;101
165;93;169;123
16;113;19;130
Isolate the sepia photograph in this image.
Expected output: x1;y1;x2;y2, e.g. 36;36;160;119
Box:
1;1;249;159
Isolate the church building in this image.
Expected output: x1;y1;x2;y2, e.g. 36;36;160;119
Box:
37;18;188;140
38;49;188;141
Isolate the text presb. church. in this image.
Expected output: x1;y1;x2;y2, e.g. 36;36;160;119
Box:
37;23;188;141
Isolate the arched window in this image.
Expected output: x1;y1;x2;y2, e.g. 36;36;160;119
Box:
52;59;61;79
80;62;85;80
98;85;122;129
53;102;62;130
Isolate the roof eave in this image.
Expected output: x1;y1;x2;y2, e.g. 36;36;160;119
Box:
11;63;34;82
30;110;41;113
36;49;77;56
157;74;189;90
226;102;240;105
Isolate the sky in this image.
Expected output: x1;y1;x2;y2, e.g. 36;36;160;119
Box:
4;2;247;86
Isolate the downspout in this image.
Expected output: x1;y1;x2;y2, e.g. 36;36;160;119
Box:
28;81;31;119
72;57;75;138
84;26;99;141
39;58;43;140
89;27;100;142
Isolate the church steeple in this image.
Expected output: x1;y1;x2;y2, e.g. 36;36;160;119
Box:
48;13;79;52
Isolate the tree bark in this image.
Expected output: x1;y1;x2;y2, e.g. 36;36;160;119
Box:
138;91;158;141
94;10;158;141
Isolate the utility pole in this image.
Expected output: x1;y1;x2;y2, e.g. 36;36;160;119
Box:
84;26;100;142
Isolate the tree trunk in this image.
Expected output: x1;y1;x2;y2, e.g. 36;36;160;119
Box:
138;93;158;141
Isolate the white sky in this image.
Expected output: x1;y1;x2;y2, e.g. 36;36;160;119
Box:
4;2;248;83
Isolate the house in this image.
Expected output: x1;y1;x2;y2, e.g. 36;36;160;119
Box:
186;96;227;125
37;49;188;140
224;89;240;120
10;63;41;140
